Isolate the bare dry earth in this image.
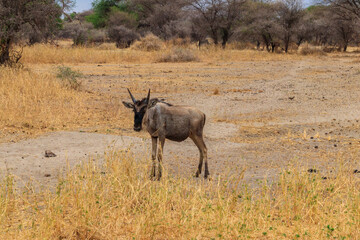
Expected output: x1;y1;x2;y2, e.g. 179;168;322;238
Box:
2;53;360;188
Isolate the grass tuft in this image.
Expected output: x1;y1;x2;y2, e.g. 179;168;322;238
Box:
56;66;83;90
131;34;164;51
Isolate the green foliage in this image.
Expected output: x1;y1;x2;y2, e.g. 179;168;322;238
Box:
86;0;117;28
86;0;137;28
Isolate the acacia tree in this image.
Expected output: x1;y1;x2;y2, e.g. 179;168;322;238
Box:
0;0;61;66
190;0;222;45
107;9;139;47
304;6;332;45
330;6;358;51
236;1;281;52
276;0;304;53
190;0;245;48
131;0;189;39
328;0;360;19
86;0;118;28
57;0;76;22
294;11;314;46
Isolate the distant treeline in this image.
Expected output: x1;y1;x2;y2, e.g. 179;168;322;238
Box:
1;0;360;65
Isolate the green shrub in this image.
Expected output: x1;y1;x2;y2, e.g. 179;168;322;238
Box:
56;66;82;90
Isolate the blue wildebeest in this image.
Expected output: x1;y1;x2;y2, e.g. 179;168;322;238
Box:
122;89;209;180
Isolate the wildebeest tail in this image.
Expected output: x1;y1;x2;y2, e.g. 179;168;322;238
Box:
203;113;206;127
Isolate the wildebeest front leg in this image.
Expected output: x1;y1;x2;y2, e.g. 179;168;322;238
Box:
157;137;165;180
151;137;157;179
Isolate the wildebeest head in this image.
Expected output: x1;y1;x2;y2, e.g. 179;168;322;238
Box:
122;89;150;132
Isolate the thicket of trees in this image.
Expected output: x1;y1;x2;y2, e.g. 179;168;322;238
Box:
1;0;360;65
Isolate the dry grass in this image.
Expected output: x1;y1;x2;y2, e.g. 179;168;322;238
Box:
21;44;155;64
0;67;129;142
300;46;327;56
157;48;199;62
131;34;164;51
19;41;312;66
0;150;359;239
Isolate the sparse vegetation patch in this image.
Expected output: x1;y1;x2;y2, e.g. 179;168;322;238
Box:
56;66;83;90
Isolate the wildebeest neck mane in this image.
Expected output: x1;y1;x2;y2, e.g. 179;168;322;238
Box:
147;98;173;108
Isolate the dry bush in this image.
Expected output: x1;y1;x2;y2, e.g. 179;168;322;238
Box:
59;21;94;46
107;25;139;48
168;38;192;48
88;29;107;44
94;42;117;50
1;150;360;239
323;46;342;53
157;47;198;62
300;46;327;56
131;34;164;51
227;42;255;50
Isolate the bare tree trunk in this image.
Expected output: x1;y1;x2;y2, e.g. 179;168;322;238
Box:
0;38;11;66
296;37;303;47
208;24;219;45
221;28;229;49
271;43;276;52
262;34;271;52
284;34;290;53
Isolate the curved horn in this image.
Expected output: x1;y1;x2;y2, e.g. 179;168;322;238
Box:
127;88;136;103
146;89;150;103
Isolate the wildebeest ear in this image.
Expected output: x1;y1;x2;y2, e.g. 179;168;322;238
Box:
122;101;134;109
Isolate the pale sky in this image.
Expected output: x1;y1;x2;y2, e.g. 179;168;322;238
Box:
74;0;93;13
72;0;314;13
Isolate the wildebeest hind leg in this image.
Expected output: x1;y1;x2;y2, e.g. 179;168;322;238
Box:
151;137;157;179
157;137;165;180
190;134;208;178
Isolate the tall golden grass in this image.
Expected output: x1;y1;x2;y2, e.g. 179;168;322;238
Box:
0;150;359;239
21;44;155;64
19;42;311;66
0;67;128;141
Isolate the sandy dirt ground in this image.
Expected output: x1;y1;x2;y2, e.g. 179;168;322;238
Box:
2;53;360;188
